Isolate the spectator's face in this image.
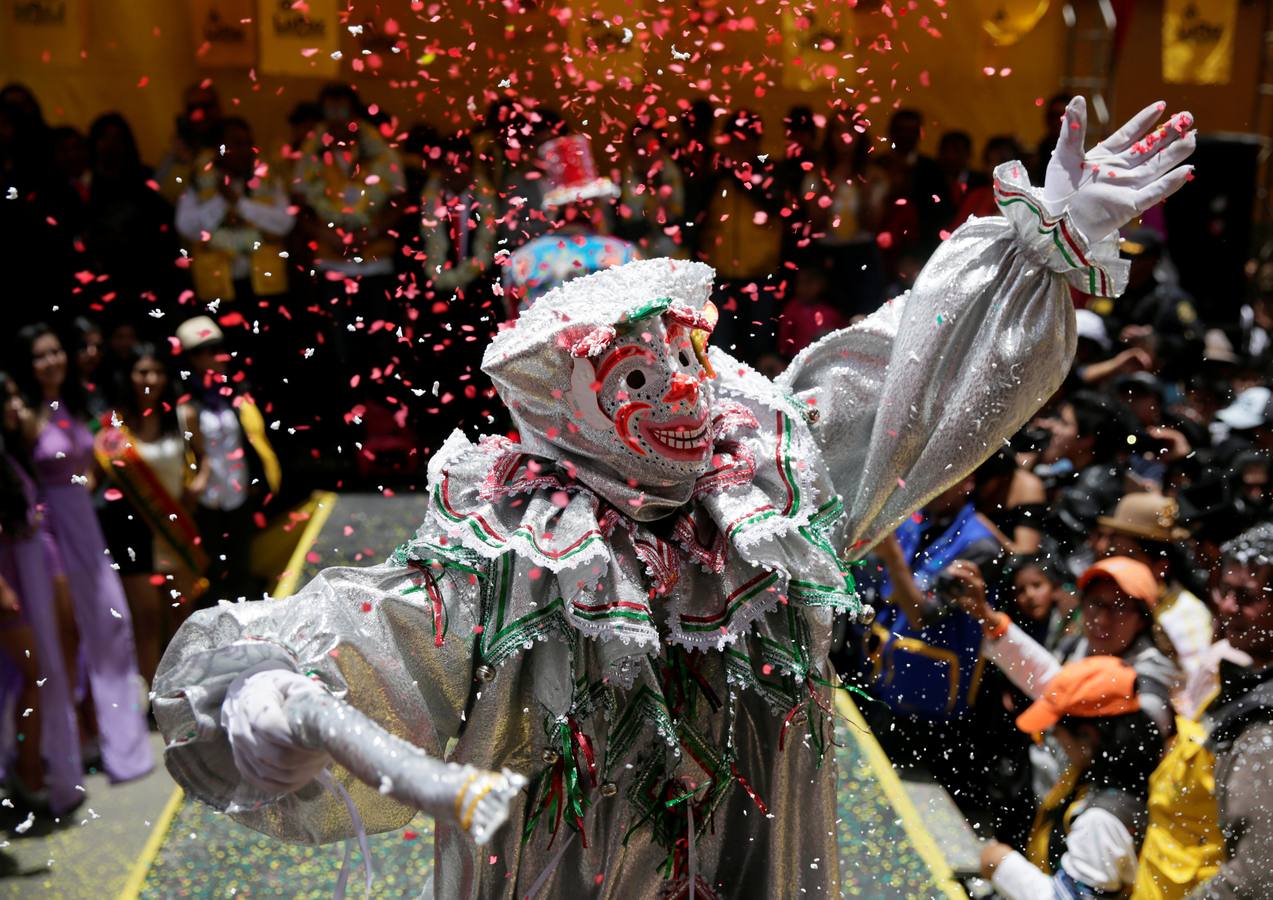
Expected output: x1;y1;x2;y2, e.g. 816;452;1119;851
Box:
889;116;920;156
1053;721;1097;769
927;478;974;517
131;356;168;406
1127;253;1158;290
787;124;817;155
184;87;222;133
221;124;255;178
2;379;28;432
1091;527;1149;561
1091;530;1170;583
93;124;132;175
109;324;138;360
1081;580;1147;655
1013;565;1056;623
76;328;102;378
937;141;970;177
1214;561;1273;661
53;132;88;180
1122;389;1160;427
30;333;67;396
322;95;356;129
983;142;1017;170
292;116;320;147
189;346;224;376
1038;403;1089;465
1240;463;1271;509
630;128;658;158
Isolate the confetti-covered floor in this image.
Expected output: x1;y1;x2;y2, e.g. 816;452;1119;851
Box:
131;493;963;899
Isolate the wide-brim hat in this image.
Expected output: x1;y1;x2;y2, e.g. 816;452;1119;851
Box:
1203;328;1241;365
1096;491;1190;542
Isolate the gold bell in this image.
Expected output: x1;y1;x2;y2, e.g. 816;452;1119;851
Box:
599;781;619;798
542;748;560;765
474;664;495;683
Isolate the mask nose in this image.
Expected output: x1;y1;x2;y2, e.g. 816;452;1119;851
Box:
662;372;700;407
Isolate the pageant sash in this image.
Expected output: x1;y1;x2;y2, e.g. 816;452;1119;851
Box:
94;415;210;585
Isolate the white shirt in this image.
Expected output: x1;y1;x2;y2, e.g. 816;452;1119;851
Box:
991;808;1138;899
198;405;247;511
136;432;187;500
175;181;295;280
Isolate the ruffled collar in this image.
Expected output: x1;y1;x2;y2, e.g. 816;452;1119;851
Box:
418;353;861;660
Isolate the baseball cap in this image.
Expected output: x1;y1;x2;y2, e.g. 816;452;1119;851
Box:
1216;386;1273;431
175;315;224;352
1075;309;1112;351
1016;655;1141;734
1077;556;1160;610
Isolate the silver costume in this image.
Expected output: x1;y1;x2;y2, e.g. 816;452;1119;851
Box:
154;163;1126;898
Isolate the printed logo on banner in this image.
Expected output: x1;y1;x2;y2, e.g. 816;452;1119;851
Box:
5;0;84;64
1163;0;1237;85
781;5;854;92
191;0;256;68
12;0;64;25
257;0;340;77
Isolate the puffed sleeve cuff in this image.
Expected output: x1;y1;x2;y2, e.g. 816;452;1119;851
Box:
993;160;1129;298
153;635;310;817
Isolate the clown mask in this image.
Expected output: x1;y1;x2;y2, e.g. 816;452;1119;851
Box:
567;309;717;487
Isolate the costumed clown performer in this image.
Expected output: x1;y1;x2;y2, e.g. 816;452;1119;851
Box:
153;97;1196;898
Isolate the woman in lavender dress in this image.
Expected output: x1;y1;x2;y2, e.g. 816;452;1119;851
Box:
0;372;83;811
15;324;152;783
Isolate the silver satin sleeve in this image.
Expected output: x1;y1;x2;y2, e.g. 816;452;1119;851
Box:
152;562;482;845
284;689;526;846
777;213;1078;557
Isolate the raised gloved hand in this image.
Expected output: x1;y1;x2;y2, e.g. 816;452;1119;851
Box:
222;667;332;796
1043;95;1196;244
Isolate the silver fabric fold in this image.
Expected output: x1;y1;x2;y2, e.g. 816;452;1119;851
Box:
779;213;1078;557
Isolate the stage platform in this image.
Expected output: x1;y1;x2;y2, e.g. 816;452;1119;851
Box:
120;492;972;899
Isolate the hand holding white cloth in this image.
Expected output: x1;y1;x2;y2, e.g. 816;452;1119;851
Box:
222;667;333;797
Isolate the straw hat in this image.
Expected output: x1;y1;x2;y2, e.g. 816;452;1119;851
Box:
1096;492;1189;542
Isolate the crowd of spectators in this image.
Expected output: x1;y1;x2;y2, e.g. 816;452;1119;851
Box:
3;76;1273;897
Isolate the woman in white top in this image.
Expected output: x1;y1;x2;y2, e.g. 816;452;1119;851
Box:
94;343;204;682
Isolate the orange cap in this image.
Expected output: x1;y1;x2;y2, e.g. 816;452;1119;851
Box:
1078;556;1160;610
1016;655;1141;735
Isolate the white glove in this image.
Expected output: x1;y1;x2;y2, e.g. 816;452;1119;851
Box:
1044;95;1196;243
222;667;332;796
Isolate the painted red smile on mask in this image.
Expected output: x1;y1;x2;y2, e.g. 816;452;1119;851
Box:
636;411;712;461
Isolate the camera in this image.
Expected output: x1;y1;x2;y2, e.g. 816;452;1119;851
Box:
931;569;969;611
1010;424;1052;454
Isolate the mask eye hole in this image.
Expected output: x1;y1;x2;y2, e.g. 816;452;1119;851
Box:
678;350;692;367
625;370;647;390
